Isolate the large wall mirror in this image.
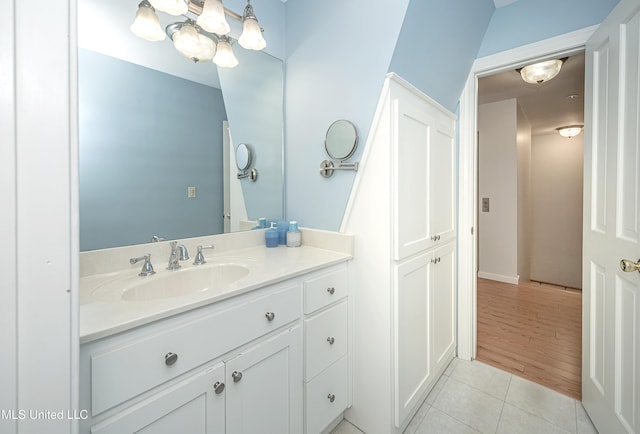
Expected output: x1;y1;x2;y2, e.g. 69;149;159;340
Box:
78;0;284;251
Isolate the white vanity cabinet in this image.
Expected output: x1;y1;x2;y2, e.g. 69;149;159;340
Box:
80;281;304;434
80;261;350;434
302;267;349;434
342;73;456;434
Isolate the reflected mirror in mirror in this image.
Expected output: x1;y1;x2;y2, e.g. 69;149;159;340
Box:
325;120;358;161
235;144;252;171
78;0;284;251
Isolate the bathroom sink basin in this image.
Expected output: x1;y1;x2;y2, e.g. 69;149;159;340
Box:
90;264;250;302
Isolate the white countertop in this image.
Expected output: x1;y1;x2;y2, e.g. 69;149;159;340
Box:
80;244;351;344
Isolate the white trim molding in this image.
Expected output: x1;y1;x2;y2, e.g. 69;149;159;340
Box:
456;25;597;361
477;272;520;285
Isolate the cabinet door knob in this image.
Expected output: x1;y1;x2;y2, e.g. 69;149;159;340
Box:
327;394;336;403
164;352;178;366
327;337;335;345
265;312;275;321
232;371;243;383
327;287;336;295
213;381;225;394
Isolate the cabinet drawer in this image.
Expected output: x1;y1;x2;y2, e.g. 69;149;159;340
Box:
305;356;348;434
304;301;348;381
303;267;347;314
90;284;300;416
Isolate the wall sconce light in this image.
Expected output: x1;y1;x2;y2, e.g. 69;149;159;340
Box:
130;0;266;68
518;58;567;84
556;125;584;138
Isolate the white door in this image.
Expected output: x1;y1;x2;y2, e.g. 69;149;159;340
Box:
583;0;640;432
225;327;302;434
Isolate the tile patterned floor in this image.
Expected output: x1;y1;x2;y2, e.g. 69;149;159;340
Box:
331;358;599;434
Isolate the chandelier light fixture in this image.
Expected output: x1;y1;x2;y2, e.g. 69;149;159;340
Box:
130;0;267;68
518;58;566;84
556;125;584;138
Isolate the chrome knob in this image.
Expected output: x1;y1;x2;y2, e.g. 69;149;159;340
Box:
232;371;243;383
327;287;336;295
327;337;335;345
327;394;335;403
165;352;178;366
213;381;225;394
265;312;275;321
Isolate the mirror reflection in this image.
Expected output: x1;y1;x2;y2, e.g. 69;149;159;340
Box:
325;120;358;161
78;0;284;251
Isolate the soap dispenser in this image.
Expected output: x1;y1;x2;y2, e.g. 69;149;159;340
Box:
286;221;301;247
265;222;279;248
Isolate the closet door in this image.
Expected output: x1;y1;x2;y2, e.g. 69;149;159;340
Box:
392;91;431;261
429;123;456;246
430;241;456;372
393;253;432;427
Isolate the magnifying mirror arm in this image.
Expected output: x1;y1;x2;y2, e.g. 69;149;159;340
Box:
319;160;359;178
237;168;258;182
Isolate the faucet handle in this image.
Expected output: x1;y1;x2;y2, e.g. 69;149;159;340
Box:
193;245;215;265
130;254;156;277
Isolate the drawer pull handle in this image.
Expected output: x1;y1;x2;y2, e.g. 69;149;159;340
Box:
213;382;225;394
164;352;178;366
232;371;243;383
327;287;336;295
327;394;336;403
265;312;275;321
327;337;335;345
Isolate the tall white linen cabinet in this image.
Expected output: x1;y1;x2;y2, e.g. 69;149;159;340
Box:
342;73;457;434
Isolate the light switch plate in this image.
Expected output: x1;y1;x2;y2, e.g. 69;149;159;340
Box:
188;186;197;198
482;197;490;212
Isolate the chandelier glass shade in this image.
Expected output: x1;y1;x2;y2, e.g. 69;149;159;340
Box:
130;0;266;68
196;0;230;35
130;2;166;42
148;0;188;16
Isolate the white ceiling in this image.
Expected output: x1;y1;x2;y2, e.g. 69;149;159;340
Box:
478;53;585;135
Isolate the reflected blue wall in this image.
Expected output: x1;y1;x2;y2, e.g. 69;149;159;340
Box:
79;49;227;250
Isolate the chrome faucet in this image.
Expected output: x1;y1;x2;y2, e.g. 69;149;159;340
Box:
130;254;155;277
167;241;189;270
193;245;215;265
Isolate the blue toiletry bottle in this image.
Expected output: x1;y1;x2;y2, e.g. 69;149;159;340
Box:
265;222;279;248
277;220;288;245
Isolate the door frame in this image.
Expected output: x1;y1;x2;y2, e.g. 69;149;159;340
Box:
456;25;598;361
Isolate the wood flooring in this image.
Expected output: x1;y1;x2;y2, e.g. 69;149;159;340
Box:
476;278;582;400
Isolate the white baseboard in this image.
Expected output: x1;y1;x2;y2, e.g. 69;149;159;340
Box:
477;272;520;285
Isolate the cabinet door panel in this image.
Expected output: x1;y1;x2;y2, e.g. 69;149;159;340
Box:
393;254;431;427
91;363;225;434
225;327;302;434
393;96;431;261
431;242;456;369
429;127;456;245
305;356;348;434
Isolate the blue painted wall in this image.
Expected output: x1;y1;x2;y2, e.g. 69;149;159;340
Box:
79;49;227;250
218;48;285;222
284;0;410;230
478;0;619;57
389;0;494;113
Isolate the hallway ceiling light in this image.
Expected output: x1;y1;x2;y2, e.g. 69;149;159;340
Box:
518;58;566;84
130;0;267;68
557;125;583;138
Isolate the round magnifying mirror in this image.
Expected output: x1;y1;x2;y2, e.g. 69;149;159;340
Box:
325;120;358;161
235;143;252;171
